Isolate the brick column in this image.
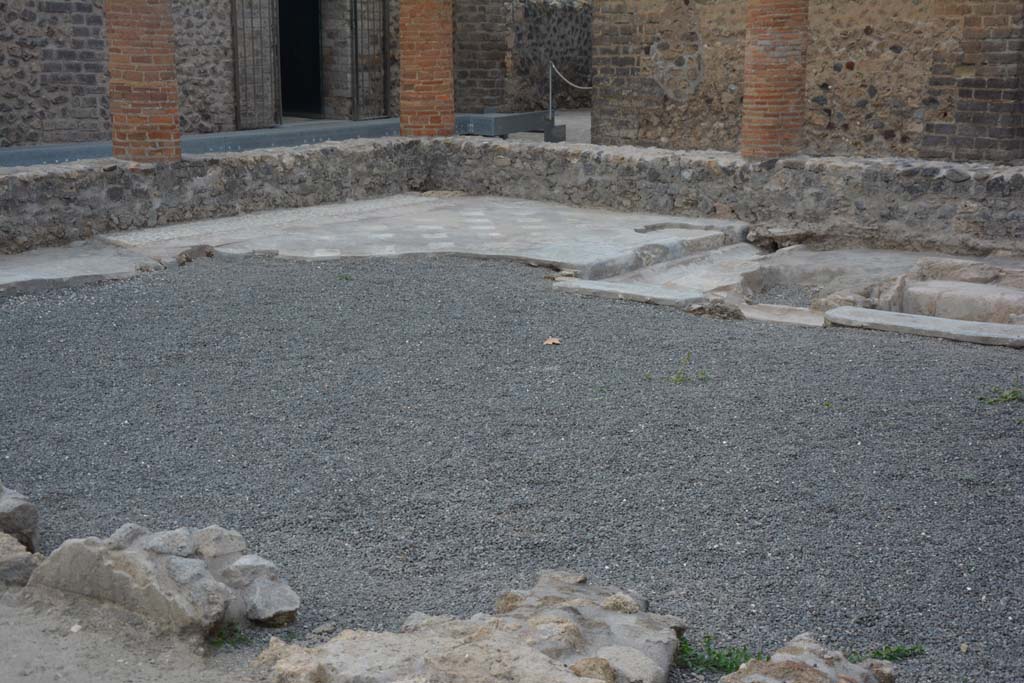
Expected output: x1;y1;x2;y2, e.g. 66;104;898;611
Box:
399;0;456;136
740;0;809;159
105;0;182;163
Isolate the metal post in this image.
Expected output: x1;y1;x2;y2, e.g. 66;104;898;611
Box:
548;62;554;123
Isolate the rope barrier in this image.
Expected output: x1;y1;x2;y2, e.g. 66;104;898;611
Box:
548;62;592;124
550;62;593;91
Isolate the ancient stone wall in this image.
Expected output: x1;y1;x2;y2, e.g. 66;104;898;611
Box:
591;0;1024;162
592;0;740;150
0;0;110;147
3;138;1022;257
454;0;510;112
425;139;1024;255
0;139;427;253
920;0;1024;162
455;0;592;113
804;0;961;158
171;0;236;134
505;0;593;111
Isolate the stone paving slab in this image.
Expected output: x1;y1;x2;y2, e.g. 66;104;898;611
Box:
0;242;163;295
553;279;705;308
104;194;735;279
0;195;738;294
825;306;1024;348
739;304;825;328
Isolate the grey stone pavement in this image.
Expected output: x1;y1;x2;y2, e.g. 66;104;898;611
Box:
0;194;742;294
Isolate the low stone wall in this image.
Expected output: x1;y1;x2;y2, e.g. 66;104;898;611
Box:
2;137;1022;256
0;140;425;254
425;139;1024;255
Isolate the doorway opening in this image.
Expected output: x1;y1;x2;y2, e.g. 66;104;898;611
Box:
279;0;323;118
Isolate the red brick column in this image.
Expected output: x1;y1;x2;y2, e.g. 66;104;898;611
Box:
105;0;182;163
399;0;456;136
740;0;809;159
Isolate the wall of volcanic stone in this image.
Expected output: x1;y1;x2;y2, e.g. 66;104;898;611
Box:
455;0;592;113
592;0;1022;163
171;0;237;134
0;0;111;147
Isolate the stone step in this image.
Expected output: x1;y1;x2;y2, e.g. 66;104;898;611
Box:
739;303;825;327
607;243;765;296
634;217;750;244
553;279;705;308
565;229;731;280
902;279;1024;324
825;306;1024;348
0;241;164;296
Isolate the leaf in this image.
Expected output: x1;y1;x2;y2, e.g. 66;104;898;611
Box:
543;337;562;346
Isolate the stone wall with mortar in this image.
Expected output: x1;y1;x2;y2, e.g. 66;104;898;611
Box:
505;0;593;111
0;0;110;147
2;138;1022;256
171;0;236;134
454;0;510;112
591;0;1022;162
0;140;427;253
455;0;592;113
424;140;1024;255
0;0;236;145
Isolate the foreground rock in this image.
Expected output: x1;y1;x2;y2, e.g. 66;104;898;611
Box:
722;633;895;683
0;531;42;586
260;570;684;683
28;524;299;635
0;481;40;552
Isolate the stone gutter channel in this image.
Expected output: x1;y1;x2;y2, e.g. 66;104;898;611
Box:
1;137;1023;347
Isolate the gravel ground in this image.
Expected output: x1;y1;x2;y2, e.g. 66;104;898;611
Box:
750;283;818;308
1;255;1022;682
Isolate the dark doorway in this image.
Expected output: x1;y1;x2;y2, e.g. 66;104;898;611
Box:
279;0;322;117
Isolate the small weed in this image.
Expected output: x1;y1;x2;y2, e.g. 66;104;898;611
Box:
337;274;354;281
675;635;762;673
823;400;833;409
979;385;1023;405
848;644;926;663
208;623;251;649
643;372;654;381
668;352;710;385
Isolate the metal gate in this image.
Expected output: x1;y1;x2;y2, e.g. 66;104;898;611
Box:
350;0;389;119
232;0;282;129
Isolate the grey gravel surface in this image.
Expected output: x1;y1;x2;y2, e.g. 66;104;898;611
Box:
750;283;817;308
1;255;1022;682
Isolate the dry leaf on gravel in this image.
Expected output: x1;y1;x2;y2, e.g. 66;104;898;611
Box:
543;337;562;346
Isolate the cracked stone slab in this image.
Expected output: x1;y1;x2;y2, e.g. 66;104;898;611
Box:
554;279;705;307
740;304;825;328
0;241;163;295
825;306;1024;348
